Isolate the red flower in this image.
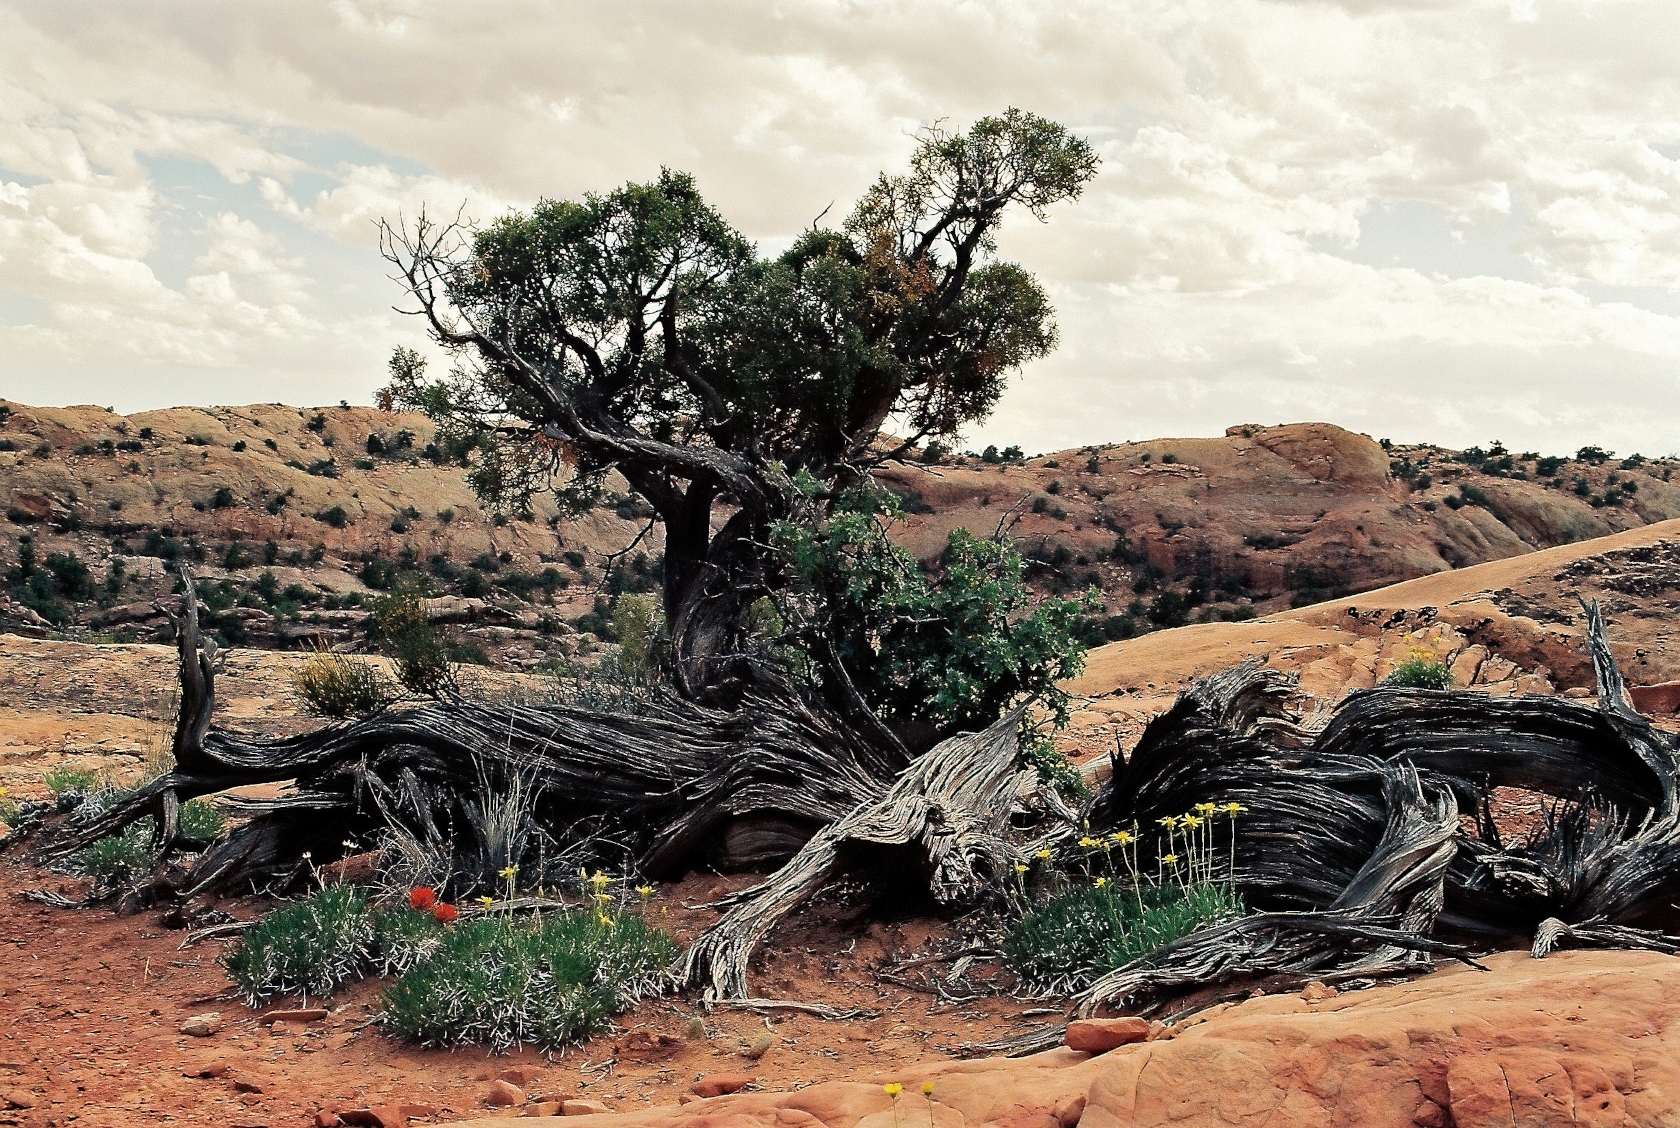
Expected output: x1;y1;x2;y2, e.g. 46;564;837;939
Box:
408;887;437;910
432;902;458;924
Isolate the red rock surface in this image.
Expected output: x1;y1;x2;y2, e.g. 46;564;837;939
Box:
451;950;1680;1128
1062;1019;1150;1053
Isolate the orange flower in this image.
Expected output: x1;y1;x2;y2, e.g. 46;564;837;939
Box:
431;902;458;924
408;886;437;910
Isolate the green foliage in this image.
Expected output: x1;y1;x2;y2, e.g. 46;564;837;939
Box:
79;825;156;887
44;767;99;796
367;587;457;698
773;483;1092;739
371;906;447;976
1004;881;1242;994
290;644;388;718
179;797;227;841
609;594;665;679
1383;657;1454;690
377;910;676;1052
221;886;377;1004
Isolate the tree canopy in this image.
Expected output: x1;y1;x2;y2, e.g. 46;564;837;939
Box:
381;108;1099;739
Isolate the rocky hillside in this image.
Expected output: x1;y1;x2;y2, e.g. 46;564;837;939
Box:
0;399;1674;669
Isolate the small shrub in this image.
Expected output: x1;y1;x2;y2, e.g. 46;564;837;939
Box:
179;797;227;841
290;644;387;718
371;906;446;976
377;910;676;1051
79;826;156;887
369;588;456;697
44;767;99;796
1383;656;1454;690
1005;881;1240;994
221;886;376;1004
314;505;349;527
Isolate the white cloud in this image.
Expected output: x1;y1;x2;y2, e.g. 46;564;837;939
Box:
0;0;1674;454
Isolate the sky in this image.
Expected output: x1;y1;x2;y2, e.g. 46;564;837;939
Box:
1;0;1678;458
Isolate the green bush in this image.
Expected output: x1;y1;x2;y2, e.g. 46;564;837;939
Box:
79;825;156;887
222;886;377;1004
378;910;675;1051
1383;657;1454;690
371;906;446;976
179;797;227;841
44;767;99;796
290;644;387;718
1005;880;1242;995
368;587;456;697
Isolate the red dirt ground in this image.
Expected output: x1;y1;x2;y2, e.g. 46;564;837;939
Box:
0;860;1056;1128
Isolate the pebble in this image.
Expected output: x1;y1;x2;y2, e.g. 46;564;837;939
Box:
179;1013;224;1037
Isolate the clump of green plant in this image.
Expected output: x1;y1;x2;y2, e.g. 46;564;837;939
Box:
1005;804;1246;994
1383;649;1454;690
78;824;156;887
772;481;1094;791
371;905;447;975
43;767;99;797
290;642;388;718
221;885;377;1004
377;908;675;1051
367;586;457;698
179;797;227;841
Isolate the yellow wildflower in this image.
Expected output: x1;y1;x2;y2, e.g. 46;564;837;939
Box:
884;1083;903;1097
1225;802;1246;814
477;896;495;906
1093;876;1107;888
1035;848;1052;859
1078;836;1100;849
636;885;654;899
922;1082;935;1095
1111;831;1133;845
590;870;611;887
498;865;518;879
1156;816;1178;829
1161;854;1179;866
1194;802;1217;814
1014;863;1028;874
1183;815;1203;829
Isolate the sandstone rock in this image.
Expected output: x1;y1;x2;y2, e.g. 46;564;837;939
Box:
1064;1017;1151;1053
1;1089;37;1110
183;1059;233;1078
525;1101;564;1117
179;1012;223;1037
1299;980;1338;1003
1051;1093;1085;1127
692;1074;753;1098
336;1108;411;1128
486;1080;526;1107
481;951;1680;1128
313;1113;343;1128
741;1032;776;1060
496;1066;544;1086
1631;682;1680;715
615;1030;685;1061
562;1099;612;1115
262;1007;329;1024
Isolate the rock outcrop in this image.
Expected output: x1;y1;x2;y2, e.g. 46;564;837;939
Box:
450;949;1680;1128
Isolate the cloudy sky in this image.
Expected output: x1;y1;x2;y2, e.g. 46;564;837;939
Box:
2;0;1678;457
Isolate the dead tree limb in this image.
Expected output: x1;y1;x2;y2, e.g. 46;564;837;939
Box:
683;707;1028;1001
1071;598;1680;1021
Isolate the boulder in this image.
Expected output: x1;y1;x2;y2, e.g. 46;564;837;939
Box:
1063;1018;1151;1053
